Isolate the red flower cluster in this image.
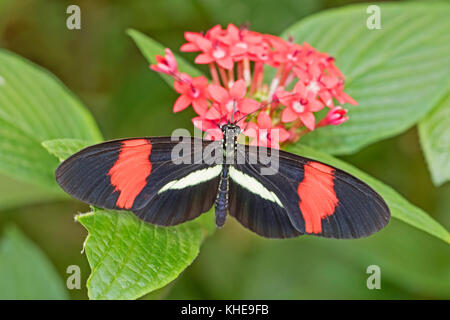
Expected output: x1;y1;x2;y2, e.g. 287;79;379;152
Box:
150;24;356;149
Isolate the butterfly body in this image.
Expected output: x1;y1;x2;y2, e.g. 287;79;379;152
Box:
214;124;241;228
55;123;390;239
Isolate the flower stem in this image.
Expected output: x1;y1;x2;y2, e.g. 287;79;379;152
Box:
237;61;243;80
243;57;251;86
280;65;293;87
209;63;220;85
269;64;285;99
249;62;263;95
228;68;234;88
218;66;229;89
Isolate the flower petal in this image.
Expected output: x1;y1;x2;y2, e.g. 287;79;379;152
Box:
173;94;192;112
205;128;223;141
192;76;209;88
195;53;215;64
208;84;229;104
299;112;315;130
192;99;208;116
192;116;216;131
308;99;324;112
277;126;290;142
319;91;334;107
164;48;177;70
217;56;234;70
340;91;358;105
281;107;298;122
230;79;247;100
293;81;306;95
180;43;199;52
243;122;258;138
257;111;273;129
205;105;222;120
268;139;280;149
174;80;188;94
193;36;213;52
240;98;260;114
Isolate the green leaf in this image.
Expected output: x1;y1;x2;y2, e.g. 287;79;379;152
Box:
127;28;205;88
76;208;214;300
0;50;102;189
0;117;60;189
418;93;450;186
0;174;64;212
282;2;450;155
42;138;89;162
285;144;450;244
0;225;69;299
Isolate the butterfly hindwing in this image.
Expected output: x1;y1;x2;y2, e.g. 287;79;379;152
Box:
56;137;222;226
230;145;390;239
228;163;303;238
133;164;221;225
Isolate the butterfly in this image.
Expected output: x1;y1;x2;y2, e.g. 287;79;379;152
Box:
55;119;390;239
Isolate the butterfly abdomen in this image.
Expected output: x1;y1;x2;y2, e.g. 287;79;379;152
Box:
215;165;229;228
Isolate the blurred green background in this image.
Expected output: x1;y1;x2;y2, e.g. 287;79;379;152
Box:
0;0;449;299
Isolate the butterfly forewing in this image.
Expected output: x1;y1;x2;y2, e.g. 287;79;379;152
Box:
56;137;222;226
229;145;390;239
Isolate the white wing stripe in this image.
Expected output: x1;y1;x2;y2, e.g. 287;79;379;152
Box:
158;165;222;193
229;167;283;207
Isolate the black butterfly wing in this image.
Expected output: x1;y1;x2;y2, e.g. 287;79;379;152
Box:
229;145;390;239
228;162;303;238
56;137;222;226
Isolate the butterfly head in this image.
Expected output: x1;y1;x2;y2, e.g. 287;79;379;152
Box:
221;123;241;140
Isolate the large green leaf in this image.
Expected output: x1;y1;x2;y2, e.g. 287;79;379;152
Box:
0;174;63;212
0;50;102;189
418;93;450;187
0;225;69;299
283;3;450;155
77;208;213;300
42;138;89;162
0;117;60;189
127;28;205;88
285;144;450;244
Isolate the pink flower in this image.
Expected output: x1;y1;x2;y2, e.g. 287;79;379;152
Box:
207;79;260;120
152;25;355;147
330;82;357;106
173;75;210;116
195;41;233;70
267;35;303;66
244;111;289;149
219;24;264;61
150;48;178;76
180;25;225;52
320;106;349;126
294;62;338;107
279;81;324;130
293;44;356;108
181;27;234;70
